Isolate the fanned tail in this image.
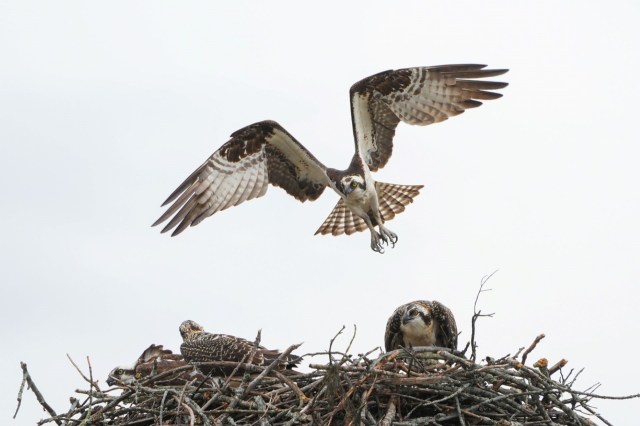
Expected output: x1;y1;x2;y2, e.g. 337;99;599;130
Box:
375;182;423;222
314;199;368;236
314;182;423;236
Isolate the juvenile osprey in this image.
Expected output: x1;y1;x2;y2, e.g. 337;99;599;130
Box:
106;344;198;386
385;300;458;352
179;320;299;376
153;64;508;252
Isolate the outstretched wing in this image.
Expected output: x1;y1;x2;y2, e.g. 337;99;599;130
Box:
153;120;331;236
350;64;509;171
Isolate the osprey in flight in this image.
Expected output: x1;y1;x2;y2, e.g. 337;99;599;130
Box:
179;320;299;376
153;64;508;252
385;300;458;352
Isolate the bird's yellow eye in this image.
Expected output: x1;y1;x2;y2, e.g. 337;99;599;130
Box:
351;181;358;188
117;369;124;375
410;310;418;317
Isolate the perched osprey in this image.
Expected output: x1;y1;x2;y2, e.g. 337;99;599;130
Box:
153;64;508;252
179;320;299;376
106;344;199;386
385;300;458;352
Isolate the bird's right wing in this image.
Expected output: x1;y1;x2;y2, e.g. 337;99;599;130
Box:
384;304;406;352
153;120;331;236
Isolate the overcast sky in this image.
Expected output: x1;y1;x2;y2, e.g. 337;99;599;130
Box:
2;1;639;424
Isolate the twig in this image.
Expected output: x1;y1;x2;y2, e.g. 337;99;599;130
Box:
470;270;497;362
454;395;467;426
65;354;98;389
15;363;61;425
339;324;358;366
17;326;640;426
242;343;303;398
521;333;545;365
379;398;396;426
549;358;568;376
173;394;195;426
328;325;346;365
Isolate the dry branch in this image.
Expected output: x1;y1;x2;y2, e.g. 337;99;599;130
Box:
14;278;639;425
16;340;639;426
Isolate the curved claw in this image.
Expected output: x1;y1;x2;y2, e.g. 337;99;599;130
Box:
379;227;398;249
370;231;386;254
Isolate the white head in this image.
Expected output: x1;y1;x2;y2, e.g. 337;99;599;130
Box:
106;363;137;386
340;175;366;196
399;303;436;347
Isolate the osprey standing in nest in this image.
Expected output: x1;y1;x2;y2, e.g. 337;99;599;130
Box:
385;300;458;352
153;64;508;252
179;320;299;376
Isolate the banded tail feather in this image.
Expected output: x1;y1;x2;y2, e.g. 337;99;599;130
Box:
315;182;423;236
375;182;423;221
314;199;368;236
153;64;507;252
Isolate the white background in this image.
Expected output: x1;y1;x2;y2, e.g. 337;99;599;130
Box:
2;1;639;424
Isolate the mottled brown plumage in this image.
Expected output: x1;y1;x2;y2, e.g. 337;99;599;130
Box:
106;344;201;386
385;300;458;352
179;320;299;377
153;64;507;252
350;65;508;172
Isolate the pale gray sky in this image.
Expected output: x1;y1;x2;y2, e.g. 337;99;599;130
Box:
2;1;639;424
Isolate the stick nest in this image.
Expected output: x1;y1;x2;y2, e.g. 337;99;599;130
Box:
17;334;638;426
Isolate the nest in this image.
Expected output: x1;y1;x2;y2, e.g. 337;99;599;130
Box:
15;331;638;426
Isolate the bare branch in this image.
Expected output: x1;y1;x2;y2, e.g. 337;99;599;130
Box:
15;363;61;425
521;333;546;365
470;270;497;362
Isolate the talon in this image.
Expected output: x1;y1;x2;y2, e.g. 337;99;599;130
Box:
370;232;386;253
377;226;397;249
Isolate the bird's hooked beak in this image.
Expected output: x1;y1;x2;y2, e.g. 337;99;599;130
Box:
106;376;116;386
342;180;364;195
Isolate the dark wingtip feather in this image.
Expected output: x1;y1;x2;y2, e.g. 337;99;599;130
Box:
162;185;188;207
152;210;173;227
461;99;484;108
171;220;191;237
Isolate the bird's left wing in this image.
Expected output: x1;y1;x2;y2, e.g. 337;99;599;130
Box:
350;64;508;171
429;300;458;351
153;120;331;236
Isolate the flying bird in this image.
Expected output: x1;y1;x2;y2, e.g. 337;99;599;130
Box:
153;64;508;252
106;344;199;386
179;320;299;376
385;300;458;352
